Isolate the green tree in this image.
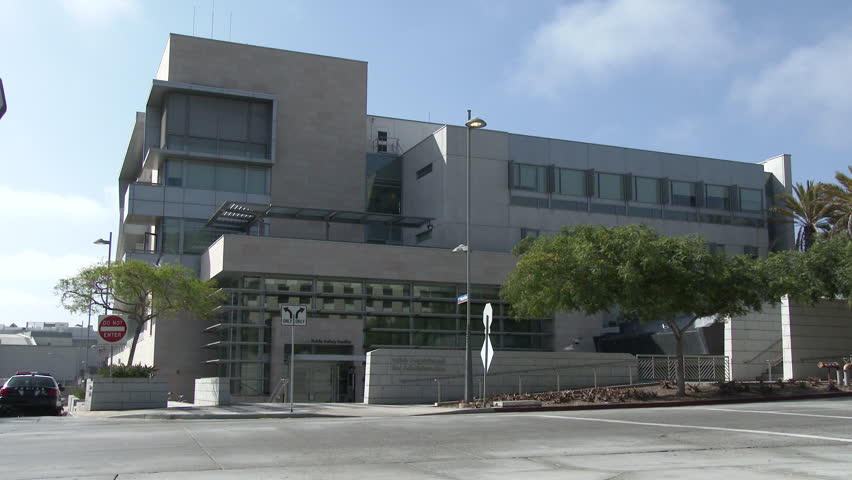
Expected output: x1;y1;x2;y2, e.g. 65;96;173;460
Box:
766;234;852;307
769;180;832;251
55;260;223;366
825;166;852;238
501;225;775;396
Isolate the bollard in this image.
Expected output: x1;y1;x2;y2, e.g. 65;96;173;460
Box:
556;370;561;391
434;378;441;403
593;368;598;388
518;375;522;394
628;366;633;385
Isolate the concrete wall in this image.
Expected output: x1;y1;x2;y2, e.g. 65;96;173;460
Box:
85;377;168;411
364;349;637;404
0;345;83;385
162;34;368;243
194;377;230;406
783;298;852;379
202;235;518;286
725;305;783;381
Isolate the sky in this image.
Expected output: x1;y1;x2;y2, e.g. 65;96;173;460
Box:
1;0;851;327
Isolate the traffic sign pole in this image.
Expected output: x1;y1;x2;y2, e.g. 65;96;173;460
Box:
280;304;307;413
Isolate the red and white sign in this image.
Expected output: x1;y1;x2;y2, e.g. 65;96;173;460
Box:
97;315;129;344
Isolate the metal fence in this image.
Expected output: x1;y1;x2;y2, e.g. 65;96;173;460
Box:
637;355;729;382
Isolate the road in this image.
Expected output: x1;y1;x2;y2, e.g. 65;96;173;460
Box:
2;398;852;479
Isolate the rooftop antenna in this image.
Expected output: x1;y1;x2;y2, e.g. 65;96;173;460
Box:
192;6;196;36
229;12;232;41
211;0;215;38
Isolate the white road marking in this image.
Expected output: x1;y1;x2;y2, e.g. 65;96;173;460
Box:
694;407;852;420
514;414;852;444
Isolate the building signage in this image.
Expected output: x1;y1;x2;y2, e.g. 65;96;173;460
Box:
481;303;493;372
0;78;6;120
457;293;468;305
97;315;129;344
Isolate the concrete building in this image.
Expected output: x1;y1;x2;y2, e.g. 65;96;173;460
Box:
113;34;794;402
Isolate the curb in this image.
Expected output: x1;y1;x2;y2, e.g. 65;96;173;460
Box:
420;391;852;416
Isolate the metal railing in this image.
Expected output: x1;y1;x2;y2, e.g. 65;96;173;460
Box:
637;355;729;382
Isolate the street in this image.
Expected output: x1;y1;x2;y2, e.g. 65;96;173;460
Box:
2;398;852;479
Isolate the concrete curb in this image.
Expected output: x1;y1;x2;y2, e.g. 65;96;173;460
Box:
424;391;852;415
112;413;347;420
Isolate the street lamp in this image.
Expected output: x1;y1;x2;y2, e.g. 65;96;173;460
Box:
94;233;112;365
460;111;486;404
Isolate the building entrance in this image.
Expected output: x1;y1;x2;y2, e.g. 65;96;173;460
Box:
292;361;355;402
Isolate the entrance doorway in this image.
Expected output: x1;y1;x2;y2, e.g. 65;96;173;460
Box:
292;362;355;402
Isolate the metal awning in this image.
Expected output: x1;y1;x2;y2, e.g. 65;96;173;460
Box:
206;201;434;232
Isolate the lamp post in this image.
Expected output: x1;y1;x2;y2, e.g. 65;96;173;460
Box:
94;233;112;365
461;112;486;404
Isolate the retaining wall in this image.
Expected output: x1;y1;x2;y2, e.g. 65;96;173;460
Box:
85;377;168;411
364;349;637;404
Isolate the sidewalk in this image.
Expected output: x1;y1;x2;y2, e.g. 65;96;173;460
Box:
70;401;448;420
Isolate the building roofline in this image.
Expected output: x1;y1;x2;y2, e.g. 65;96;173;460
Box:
168;33;368;65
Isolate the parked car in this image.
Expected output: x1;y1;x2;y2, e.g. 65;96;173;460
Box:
0;372;64;416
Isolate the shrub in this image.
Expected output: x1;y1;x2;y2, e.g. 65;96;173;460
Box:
98;364;158;378
69;387;85;399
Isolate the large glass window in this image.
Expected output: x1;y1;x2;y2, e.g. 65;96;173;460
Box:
671;181;697;207
597;173;624;200
160;218;180;254
634;177;659;204
705;185;730;210
740;188;763;212
512;163;546;192
164;159;269;194
558;168;585;196
413;284;456;298
165;93;271;159
366;154;401;215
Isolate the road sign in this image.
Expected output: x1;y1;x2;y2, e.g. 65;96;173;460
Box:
457;294;468;305
480;303;493;372
97;315;129;344
281;304;308;326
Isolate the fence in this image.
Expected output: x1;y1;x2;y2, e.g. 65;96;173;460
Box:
637;355;729;382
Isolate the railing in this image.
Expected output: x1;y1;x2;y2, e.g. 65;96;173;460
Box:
637;355;729;382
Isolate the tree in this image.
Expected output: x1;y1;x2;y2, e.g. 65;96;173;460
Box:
501;225;774;396
825;166;852;238
769;180;832;251
55;260;223;366
766;234;852;308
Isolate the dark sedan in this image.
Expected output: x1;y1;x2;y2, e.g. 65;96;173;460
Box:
0;372;64;416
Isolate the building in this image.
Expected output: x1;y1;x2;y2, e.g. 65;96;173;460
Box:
0;322;100;384
113;34;793;402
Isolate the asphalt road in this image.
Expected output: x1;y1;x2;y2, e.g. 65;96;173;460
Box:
2;398;852;479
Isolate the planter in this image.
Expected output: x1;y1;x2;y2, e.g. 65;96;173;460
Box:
85;377;168;411
194;377;231;406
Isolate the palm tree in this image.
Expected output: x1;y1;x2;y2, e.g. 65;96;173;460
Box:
769;180;832;251
824;166;852;238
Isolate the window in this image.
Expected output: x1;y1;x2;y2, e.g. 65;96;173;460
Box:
510;196;547;208
557;168;585;196
705;185;730;210
740;188;763;212
634;177;659;203
628;206;662;219
709;243;725;254
167;159;269;194
165;93;271;159
597;173;623;200
512;163;546;192
743;245;759;258
671;181;697;207
416;163;433;179
376;131;388;152
590;203;625;215
377;131;387;141
366;154;401;214
520;228;540;239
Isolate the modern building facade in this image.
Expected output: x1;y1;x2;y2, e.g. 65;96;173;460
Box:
113;34;793;402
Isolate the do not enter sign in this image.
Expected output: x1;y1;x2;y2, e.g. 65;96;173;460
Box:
97;315;129;344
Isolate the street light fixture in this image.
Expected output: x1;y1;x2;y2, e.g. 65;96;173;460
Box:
461;111;486;404
93;232;112;366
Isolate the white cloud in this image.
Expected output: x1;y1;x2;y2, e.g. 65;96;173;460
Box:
61;0;139;26
732;32;852;146
513;0;733;96
0;187;110;221
0;288;40;307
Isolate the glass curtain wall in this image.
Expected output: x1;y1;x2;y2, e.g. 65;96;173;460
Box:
209;276;554;394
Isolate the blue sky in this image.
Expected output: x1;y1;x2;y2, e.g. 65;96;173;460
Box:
1;0;851;327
